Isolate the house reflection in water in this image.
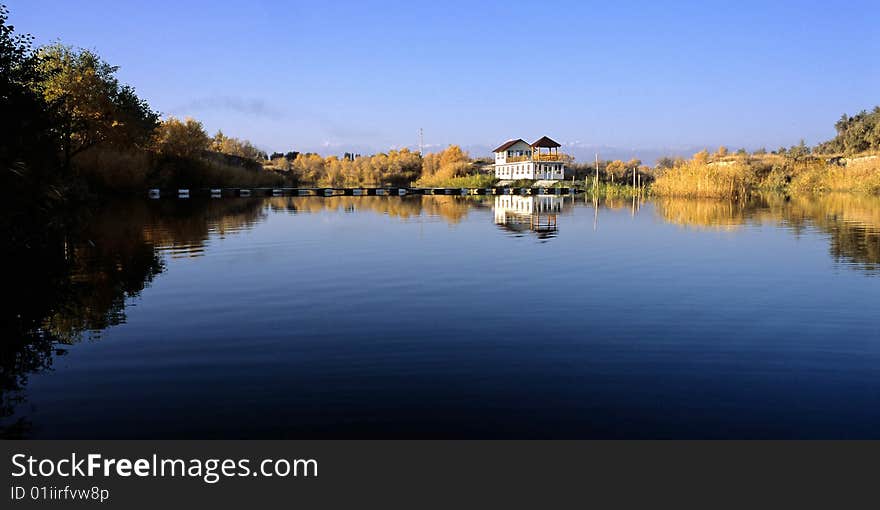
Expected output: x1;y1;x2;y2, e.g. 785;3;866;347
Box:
493;195;566;239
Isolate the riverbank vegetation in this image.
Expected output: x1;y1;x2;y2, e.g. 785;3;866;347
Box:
4;2;880;207
282;149;423;187
1;4;282;210
653;193;879;272
653;108;880;198
262;144;493;188
2;1;491;203
651;149;880;198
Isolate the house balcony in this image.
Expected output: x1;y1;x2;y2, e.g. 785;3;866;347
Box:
504;154;565;163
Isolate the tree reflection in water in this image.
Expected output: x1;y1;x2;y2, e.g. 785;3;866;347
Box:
0;195;486;435
2;193;878;436
653;193;880;274
0;198;266;436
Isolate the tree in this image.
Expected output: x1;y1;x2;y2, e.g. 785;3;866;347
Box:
816;107;880;155
605;160;627;180
787;139;810;161
36;43;158;171
211;130;263;160
152;117;210;158
439;145;467;168
656;156;677;170
715;146;728;158
419;145;469;183
0;4;58;187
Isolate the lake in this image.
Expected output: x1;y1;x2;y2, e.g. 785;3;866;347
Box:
3;193;879;438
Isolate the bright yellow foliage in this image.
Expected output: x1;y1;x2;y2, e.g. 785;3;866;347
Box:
152;117;210;158
290;148;423;187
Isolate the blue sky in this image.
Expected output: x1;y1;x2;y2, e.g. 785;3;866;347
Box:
7;0;879;159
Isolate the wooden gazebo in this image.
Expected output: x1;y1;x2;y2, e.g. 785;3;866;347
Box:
531;136;562;161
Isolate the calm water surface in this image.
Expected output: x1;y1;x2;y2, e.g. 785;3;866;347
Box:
3;193;879;438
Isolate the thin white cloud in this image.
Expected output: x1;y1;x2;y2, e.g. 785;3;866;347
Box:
168;96;285;120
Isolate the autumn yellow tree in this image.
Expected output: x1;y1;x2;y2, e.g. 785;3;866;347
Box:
211;130;265;160
416;145;471;185
289;148;423;186
37;43;158;170
439;145;467;168
290;153;325;184
152;117;210;158
605;160;627;181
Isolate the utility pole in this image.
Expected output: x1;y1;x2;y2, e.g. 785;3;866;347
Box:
594;153;599;192
418;128;424;156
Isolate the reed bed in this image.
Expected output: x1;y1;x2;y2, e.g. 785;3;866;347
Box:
73;148;286;192
653;154;880;198
789;157;880;194
414;173;497;188
652;159;756;198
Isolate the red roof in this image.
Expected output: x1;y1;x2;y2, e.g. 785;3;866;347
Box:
531;136;561;148
493;139;529;152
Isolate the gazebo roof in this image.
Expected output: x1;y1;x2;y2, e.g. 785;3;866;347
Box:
493;138;529;152
531;136;561;148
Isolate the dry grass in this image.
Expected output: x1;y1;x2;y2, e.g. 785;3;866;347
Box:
652;159;757;198
789;156;880;194
73;148;152;193
414;172;496;188
653;153;880;198
73;147;286;192
414;161;476;187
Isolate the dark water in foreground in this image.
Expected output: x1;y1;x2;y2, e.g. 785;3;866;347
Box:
3;193;879;438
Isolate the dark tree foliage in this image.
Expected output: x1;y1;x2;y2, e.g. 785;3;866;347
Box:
0;4;60;198
270;151;300;160
1;4;159;201
37;43;159;170
656;156;677;170
816;107;880;155
787;139;811;161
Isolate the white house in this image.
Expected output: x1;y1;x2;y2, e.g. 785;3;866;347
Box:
493;195;564;223
493;195;564;237
493;136;565;180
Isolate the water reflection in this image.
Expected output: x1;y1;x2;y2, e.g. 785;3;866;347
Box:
1;198;266;436
262;195;482;224
493;195;570;240
655;193;880;273
2;192;879;436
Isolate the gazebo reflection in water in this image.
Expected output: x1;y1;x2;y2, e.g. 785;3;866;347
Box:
493;195;565;239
